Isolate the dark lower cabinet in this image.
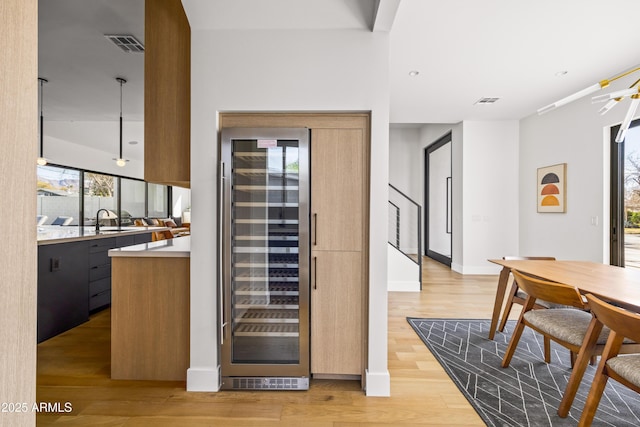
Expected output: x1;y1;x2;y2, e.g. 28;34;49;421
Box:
38;232;154;343
38;241;90;343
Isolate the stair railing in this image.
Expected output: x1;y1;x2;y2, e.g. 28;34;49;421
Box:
388;184;422;289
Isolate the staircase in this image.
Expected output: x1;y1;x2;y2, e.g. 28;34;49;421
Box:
388;184;422;291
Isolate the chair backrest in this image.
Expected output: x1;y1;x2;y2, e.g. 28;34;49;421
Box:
51;216;73;226
512;270;587;309
586;294;640;344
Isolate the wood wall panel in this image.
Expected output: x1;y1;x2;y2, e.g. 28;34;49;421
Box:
144;0;191;187
0;1;38;425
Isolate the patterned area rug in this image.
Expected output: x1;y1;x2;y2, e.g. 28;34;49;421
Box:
407;318;640;427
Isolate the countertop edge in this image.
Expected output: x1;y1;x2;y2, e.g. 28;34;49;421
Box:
109;236;190;258
37;226;169;245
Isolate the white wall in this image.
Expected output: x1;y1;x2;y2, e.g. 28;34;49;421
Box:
519;71;639;262
389;126;419;198
187;28;391;396
44;120;144;179
459;121;519;273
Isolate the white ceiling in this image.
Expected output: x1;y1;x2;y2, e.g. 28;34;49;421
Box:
38;0;640;154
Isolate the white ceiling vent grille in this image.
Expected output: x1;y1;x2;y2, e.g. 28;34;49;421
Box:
105;35;145;53
474;97;500;105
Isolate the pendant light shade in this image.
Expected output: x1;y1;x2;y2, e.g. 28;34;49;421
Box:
114;77;129;167
37;77;48;166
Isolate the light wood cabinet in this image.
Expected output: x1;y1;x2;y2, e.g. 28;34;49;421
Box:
310;126;367;378
144;0;190;187
310;251;362;375
310;128;363;252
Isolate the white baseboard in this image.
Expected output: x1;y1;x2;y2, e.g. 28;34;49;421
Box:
452;263;501;275
388;280;420;292
186;366;220;392
365;369;391;396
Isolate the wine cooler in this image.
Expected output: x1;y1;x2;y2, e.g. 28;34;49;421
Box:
219;128;310;390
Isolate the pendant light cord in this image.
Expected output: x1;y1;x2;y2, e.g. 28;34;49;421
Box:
38;78;48;160
116;77;127;160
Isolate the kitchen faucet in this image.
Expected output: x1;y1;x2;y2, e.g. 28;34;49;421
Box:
95;209;110;232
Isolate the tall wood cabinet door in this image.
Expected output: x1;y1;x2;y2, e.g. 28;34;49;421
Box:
311;251;363;375
311;128;364;252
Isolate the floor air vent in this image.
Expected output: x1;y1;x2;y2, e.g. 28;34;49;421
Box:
222;377;309;390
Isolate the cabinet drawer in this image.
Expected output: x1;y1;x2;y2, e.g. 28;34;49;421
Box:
89;276;111;297
116;235;135;248
89;289;111;311
89;237;116;253
134;233;152;244
89;251;111;268
89;263;111;281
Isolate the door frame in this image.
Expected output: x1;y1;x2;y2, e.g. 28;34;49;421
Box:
610;119;640;266
424;132;452;267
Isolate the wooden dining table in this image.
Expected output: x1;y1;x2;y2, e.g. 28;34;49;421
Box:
487;259;640;341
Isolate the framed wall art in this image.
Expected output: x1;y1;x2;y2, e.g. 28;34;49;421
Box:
537;163;566;213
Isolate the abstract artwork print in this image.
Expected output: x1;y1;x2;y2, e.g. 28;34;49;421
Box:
537;163;566;213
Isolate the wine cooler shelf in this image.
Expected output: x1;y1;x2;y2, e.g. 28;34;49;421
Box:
233;323;299;337
235;283;299;296
234;309;299;323
235;296;299;309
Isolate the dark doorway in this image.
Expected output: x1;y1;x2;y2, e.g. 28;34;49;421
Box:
424;133;452;267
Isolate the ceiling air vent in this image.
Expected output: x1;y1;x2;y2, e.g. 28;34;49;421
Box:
105;35;145;53
474;97;500;105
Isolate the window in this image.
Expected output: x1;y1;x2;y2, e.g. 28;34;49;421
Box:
121;178;146;225
36;164;177;226
147;183;168;218
84;172;118;226
37;165;80;225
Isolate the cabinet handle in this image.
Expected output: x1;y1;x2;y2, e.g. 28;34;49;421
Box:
313;213;317;246
313;256;317;290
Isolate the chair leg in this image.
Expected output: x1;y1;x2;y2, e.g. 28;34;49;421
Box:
544;336;551;363
558;318;603;417
501;319;527;368
578;366;610;426
498;282;519;332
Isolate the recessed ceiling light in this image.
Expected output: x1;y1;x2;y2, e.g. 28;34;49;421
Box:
408;70;420;77
555;70;568;77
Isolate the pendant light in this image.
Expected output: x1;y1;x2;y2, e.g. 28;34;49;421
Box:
114;77;129;167
537;66;640;143
37;77;48;166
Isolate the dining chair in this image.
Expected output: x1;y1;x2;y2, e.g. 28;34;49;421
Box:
497;256;556;332
500;270;597;368
501;270;640;418
578;294;640;426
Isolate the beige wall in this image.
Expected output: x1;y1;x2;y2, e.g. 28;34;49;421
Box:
0;1;38;425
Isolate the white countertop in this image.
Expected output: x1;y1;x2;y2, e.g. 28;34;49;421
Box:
37;226;168;245
109;236;190;258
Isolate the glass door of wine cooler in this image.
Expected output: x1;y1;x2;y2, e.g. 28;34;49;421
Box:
220;128;309;389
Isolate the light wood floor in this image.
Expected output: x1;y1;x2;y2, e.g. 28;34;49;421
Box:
37;258;507;426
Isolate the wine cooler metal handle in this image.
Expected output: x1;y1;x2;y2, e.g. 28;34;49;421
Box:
313;213;318;246
313;256;318;289
219;161;227;344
